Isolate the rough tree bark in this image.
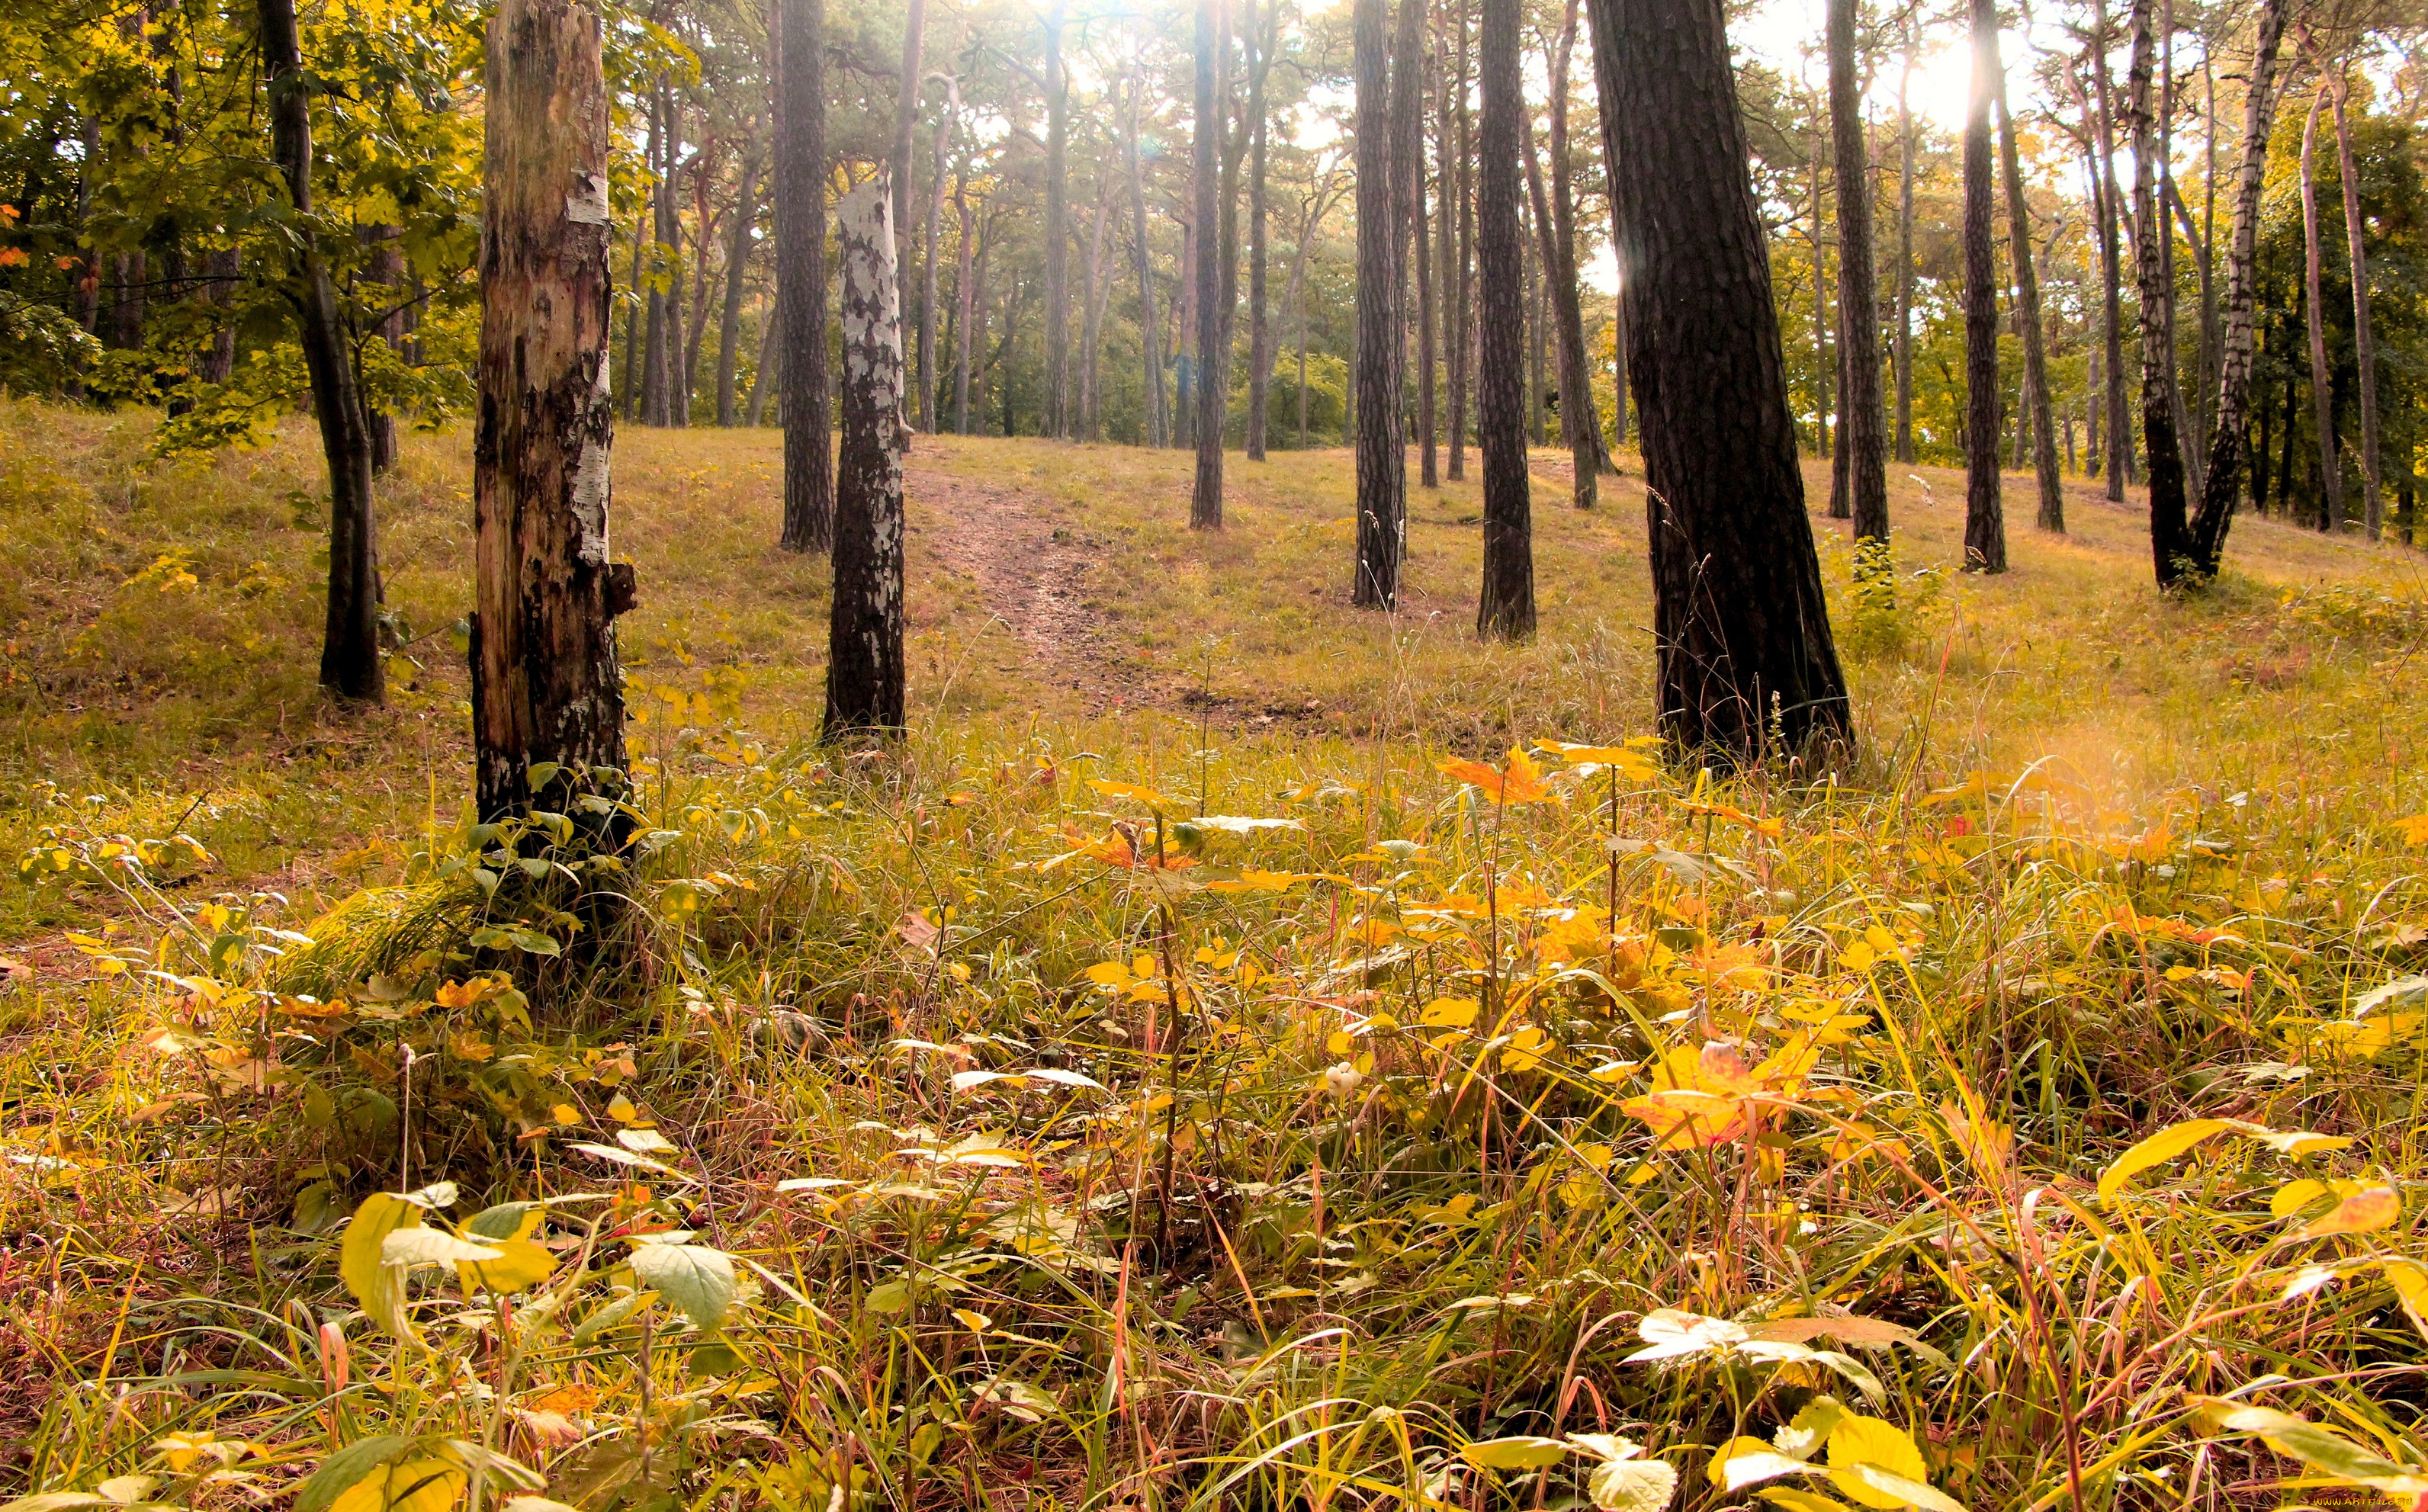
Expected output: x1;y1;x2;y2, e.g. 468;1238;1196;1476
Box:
1475;0;1533;637
775;0;833;551
2299;85;2343;532
2090;14;2131;496
1081;170;1115;438
1352;0;1405;601
1434;0;1456;470
1190;0;1226;528
621;101;654;422
2130;0;2192;581
1523;139;1588;508
1893;14;1916;464
824;179;909;738
1827;0;1887;541
1961;0;2006;573
1394;0;1430;490
1125;75;1166;447
2327;69;2381;537
2189;0;2288;572
1591;0;1850;757
715;140;760;426
1996;90;2063;531
261;0;382;703
1246;2;1274;461
1542;0;1607;493
471;0;631;824
1449;0;1474;481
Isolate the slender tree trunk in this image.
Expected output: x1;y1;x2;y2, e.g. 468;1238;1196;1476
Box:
1190;0;1226;527
1997;90;2062;531
1476;0;1533;637
1352;0;1405;600
2189;0;2287;571
2198;46;2220;451
1810;129;1832;472
473;0;631;825
621;104;653;422
1044;1;1071;438
1546;0;1608;481
716;143;760;426
1125;79;1165;448
2299;85;2343;532
1450;0;1475;481
2327;70;2381;538
1434;0;1459;464
2090;19;2131;496
920;79;957;435
1524;136;1590;508
891;0;926;285
365;228;404;472
1591;0;1848;756
2129;0;2191;581
262;0;381;703
1402;0;1435;491
1081;169;1116;438
1828;0;1887;541
1527;217;1547;447
1416;130;1438;488
1893;14;1917;464
747;306;779;425
825;179;910;737
199;246;240;386
1961;0;2005;573
775;0;833;550
679;152;713;423
1246;6;1274;461
956;200;981;433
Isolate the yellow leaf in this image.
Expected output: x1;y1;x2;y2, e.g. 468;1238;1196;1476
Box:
1087;778;1169;808
329;1458;467;1512
1710;1436;1783;1488
2381;1259;2428;1339
1420;997;1480;1029
2397;814;2428;846
2096;1118;2241;1201
2301;1185;2401;1238
1840;941;1877;972
2272;1178;2330;1218
1084;961;1134;988
607;1093;638;1123
1825;1417;1929;1510
339;1194;424;1341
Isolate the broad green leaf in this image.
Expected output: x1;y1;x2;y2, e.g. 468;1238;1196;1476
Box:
628;1242;737;1329
2097;1119;2240;1201
1590;1458;1679;1512
2353;975;2428;1018
339;1196;422;1340
570;1290;650;1344
1460;1437;1570;1471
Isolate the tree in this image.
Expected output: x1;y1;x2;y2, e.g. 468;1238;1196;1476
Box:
1123;69;1167;448
2299;84;2343;532
1591;0;1850;756
1190;0;1225;528
891;0;927;310
1997;88;2062;532
2327;66;2382;537
1960;0;2005;573
2129;0;2190;582
1042;0;1071;439
1474;0;1531;638
1352;0;1405;602
1826;0;1886;541
1533;0;1607;506
1447;0;1474;483
260;0;383;702
471;0;631;825
2088;8;2131;499
824;178;910;738
774;0;832;553
918;72;958;435
1893;13;1917;465
1245;1;1274;461
714;137;760;427
2189;0;2288;573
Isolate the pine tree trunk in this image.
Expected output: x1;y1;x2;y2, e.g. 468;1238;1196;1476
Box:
891;0;926;298
2299;85;2343;532
715;144;759;427
747;307;779;425
1810;131;1832;472
1828;0;1887;541
920;78;957;435
199;246;239;386
1044;1;1071;438
472;0;631;824
1893;15;1916;464
1434;1;1458;467
824;179;910;738
2130;0;2192;581
1449;0;1474;482
621;105;652;422
1591;0;1847;756
262;0;382;704
2328;72;2381;538
958;213;982;433
2189;0;2287;572
1996;90;2062;531
2090;18;2131;497
1126;77;1165;447
1246;6;1273;461
1961;0;2006;573
1081;175;1115;439
775;0;833;551
1352;0;1405;600
1475;0;1533;638
1545;0;1608;482
679;158;711;424
1416;124;1437;488
1524;139;1591;508
1190;0;1226;528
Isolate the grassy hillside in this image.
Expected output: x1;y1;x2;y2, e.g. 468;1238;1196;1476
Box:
5;400;2428;1510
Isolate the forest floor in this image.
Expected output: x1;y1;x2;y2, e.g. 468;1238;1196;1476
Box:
6;400;2428;1509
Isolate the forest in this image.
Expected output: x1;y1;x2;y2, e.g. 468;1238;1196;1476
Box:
8;0;2428;1504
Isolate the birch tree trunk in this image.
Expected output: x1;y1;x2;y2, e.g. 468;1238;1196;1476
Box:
2189;0;2287;572
2130;0;2192;581
775;0;833;551
2329;69;2381;538
262;0;382;703
1352;0;1405;601
1475;0;1534;638
2300;85;2343;531
1961;0;2006;573
1996;91;2062;531
472;0;630;823
824;178;908;738
1827;0;1887;541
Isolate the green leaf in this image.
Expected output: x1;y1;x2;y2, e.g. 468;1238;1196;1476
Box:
628;1241;737;1329
339;1196;423;1340
1460;1437;1571;1471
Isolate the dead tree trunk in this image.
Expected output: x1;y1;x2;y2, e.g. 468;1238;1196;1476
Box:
2328;69;2381;537
1591;0;1848;757
1352;0;1405;599
715;141;760;425
1827;0;1886;541
1961;0;2006;573
471;0;631;823
1190;0;1226;527
775;0;833;551
1996;90;2062;531
262;0;382;703
1475;0;1533;637
824;179;909;738
2189;0;2288;572
2299;85;2343;532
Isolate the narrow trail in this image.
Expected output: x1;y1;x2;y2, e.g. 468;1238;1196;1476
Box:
908;457;1151;709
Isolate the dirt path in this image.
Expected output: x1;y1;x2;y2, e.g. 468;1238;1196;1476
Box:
910;459;1151;708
